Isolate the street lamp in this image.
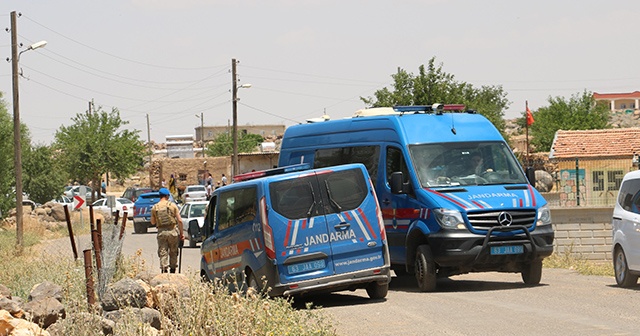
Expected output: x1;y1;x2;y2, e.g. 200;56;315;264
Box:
232;83;251;177
10;10;47;249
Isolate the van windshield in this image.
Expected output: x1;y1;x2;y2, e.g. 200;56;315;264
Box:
409;141;528;187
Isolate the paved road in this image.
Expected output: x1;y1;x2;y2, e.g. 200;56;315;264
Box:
52;227;640;335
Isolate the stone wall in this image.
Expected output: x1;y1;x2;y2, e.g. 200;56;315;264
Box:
551;207;613;261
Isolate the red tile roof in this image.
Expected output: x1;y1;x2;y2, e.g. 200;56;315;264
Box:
550;128;640;159
593;91;640;99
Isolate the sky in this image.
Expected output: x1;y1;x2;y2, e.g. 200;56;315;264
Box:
1;0;639;145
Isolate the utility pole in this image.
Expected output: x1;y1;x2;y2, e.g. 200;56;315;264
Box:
200;112;205;158
231;58;239;177
10;11;23;249
147;114;153;188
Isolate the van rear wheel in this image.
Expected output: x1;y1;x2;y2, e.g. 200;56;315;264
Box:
415;245;437;292
366;282;388;299
614;247;638;287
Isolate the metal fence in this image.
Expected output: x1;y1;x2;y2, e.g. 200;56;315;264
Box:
525;156;635;208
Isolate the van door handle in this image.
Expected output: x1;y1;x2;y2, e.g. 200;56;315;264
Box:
382;199;391;205
334;222;350;230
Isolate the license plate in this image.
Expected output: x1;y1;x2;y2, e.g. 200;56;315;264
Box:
490;245;524;255
287;259;326;275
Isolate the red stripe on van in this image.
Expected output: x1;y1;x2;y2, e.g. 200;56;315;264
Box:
528;185;536;207
471;201;484;209
302;219;307;229
425;188;468;209
519;199;523;207
357;208;377;239
284;220;293;247
345;212;352;220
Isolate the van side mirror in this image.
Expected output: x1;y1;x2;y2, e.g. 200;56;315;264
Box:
525;167;535;186
390;172;406;194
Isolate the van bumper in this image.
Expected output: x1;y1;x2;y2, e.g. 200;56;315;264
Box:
427;225;554;273
273;267;391;297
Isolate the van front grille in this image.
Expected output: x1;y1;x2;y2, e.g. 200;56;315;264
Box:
467;209;536;231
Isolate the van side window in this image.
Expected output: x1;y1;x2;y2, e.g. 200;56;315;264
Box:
619;179;640;214
218;187;257;231
205;195;217;236
386;146;410;186
318;168;367;214
315;146;379;185
270;175;318;219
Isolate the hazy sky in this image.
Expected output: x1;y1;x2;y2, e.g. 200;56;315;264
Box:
1;1;638;145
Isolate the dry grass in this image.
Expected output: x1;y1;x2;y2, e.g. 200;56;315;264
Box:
0;228;336;335
543;246;614;277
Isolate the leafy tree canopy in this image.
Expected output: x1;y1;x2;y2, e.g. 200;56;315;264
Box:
22;145;66;205
205;132;264;157
54;106;146;198
361;57;510;133
530;90;610;151
0;93;33;217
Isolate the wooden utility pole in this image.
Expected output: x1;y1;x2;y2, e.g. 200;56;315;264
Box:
10;11;24;249
147;114;153;188
231;59;239;177
200;112;205;158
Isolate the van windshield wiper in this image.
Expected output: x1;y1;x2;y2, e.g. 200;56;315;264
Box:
324;180;342;212
307;182;317;217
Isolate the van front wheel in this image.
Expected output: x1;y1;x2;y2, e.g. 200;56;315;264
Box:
366;281;388;299
415;245;437;292
521;259;543;285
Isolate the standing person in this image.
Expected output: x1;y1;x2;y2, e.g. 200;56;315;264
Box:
206;181;213;200
206;173;214;186
168;174;177;197
221;173;228;186
150;188;184;273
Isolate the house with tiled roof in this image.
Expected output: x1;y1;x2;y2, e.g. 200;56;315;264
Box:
593;91;640;113
549;128;640;206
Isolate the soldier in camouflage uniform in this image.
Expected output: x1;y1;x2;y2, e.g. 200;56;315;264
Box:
151;188;184;273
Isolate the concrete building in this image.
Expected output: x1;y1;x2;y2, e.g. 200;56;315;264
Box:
195;124;285;142
593;91;640;113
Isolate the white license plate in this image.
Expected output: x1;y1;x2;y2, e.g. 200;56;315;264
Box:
490;245;524;255
287;259;326;275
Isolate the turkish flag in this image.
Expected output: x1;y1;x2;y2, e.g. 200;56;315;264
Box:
526;107;535;126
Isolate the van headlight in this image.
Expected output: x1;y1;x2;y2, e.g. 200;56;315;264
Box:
434;208;466;230
537;204;552;226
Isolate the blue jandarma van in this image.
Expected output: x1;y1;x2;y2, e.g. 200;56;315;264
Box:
200;163;391;298
278;104;555;291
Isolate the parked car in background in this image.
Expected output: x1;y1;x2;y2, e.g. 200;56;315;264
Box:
121;187;153;202
52;195;73;207
180;201;208;248
182;185;207;203
92;197;134;219
64;185;102;200
132;192;176;234
612;170;640;287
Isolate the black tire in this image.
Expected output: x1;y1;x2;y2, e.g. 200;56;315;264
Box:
133;221;147;234
415;245;437;292
614;247;638;288
366;282;389;299
245;270;264;295
521;259;543;285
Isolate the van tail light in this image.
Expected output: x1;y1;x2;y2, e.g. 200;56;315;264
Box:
260;197;276;259
369;179;386;241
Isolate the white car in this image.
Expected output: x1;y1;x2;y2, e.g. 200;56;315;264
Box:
612;170;640;287
92;197;134;220
180;201;208;248
182;185;207;203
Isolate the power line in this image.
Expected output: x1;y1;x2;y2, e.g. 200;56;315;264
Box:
22;14;228;71
238;102;300;124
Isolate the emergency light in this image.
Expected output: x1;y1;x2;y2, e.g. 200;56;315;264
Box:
393;104;475;114
233;163;311;182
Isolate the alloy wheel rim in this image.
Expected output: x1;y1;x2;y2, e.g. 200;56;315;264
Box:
616;251;626;281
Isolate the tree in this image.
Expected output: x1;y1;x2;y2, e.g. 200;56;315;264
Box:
205;132;264;157
361;57;510;133
54;106;146;201
0;94;31;217
530;90;610;151
22;145;66;205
